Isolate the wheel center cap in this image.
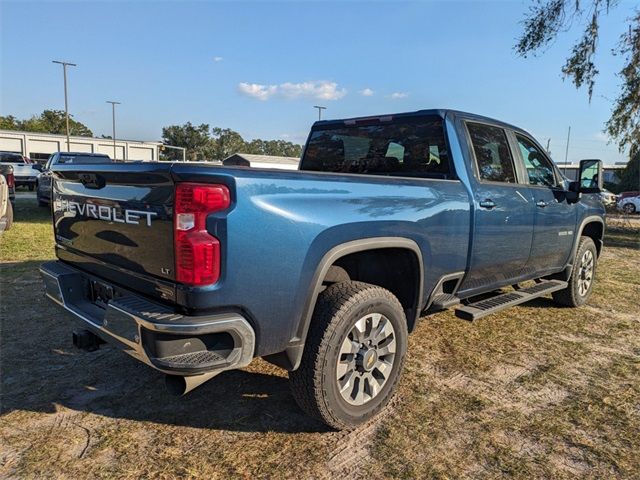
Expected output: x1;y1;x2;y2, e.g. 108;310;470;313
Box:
360;349;378;372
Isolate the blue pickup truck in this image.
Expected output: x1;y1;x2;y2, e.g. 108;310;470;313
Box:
41;109;605;429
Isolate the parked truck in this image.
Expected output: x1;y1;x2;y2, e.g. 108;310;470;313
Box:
41;110;605;429
0;151;39;190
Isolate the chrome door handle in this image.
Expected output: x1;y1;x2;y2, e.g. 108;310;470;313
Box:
536;200;548;208
479;199;496;209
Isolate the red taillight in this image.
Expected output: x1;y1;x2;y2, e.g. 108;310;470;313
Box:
174;183;230;286
6;173;15;188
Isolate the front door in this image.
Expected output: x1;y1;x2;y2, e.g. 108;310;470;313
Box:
514;133;577;274
458;122;535;293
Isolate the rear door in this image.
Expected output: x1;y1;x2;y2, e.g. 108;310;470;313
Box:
457;122;535;293
513;133;577;274
52;162;176;286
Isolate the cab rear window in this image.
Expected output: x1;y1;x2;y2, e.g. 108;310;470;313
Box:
0;153;25;163
57;154;111;164
301;116;451;179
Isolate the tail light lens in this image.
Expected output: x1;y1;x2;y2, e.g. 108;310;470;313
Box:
6;173;15;188
174;183;230;286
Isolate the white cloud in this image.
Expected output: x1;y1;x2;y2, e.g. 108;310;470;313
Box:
360;88;374;97
238;82;278;101
237;81;347;101
593;131;610;142
389;92;409;99
213;56;224;62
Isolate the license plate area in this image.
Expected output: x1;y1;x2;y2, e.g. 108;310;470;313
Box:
90;279;115;309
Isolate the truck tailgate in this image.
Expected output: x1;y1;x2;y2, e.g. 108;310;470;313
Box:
52;163;176;288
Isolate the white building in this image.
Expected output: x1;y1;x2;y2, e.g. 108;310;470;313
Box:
223;153;300;170
0;129;162;163
556;161;628;184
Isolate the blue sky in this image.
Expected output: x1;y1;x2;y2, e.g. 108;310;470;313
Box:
1;0;635;164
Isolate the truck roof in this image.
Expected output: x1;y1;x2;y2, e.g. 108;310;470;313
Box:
313;109;526;134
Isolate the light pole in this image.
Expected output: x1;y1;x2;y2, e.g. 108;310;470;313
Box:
563;126;571;176
313;105;326;121
52;60;77;152
106;101;121;160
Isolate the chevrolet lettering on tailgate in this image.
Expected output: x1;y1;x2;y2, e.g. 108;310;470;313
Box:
54;198;157;226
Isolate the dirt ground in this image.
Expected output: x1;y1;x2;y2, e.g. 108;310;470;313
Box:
1;196;639;479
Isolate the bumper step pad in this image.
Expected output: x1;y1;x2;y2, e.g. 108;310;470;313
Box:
153;350;227;370
454;280;568;321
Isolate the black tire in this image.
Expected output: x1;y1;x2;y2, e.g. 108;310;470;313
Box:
622;202;636;214
552;236;597;307
4;201;13;230
289;281;408;430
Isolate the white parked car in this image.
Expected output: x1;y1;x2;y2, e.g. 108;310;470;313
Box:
618;195;640;214
0;173;14;231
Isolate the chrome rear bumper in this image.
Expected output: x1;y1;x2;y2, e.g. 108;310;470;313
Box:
40;261;255;375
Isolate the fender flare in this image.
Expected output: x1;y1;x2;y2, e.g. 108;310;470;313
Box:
271;237;424;371
554;215;605;282
571;215;605;262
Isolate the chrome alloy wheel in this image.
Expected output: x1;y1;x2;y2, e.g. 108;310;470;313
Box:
578;249;594;297
336;313;396;406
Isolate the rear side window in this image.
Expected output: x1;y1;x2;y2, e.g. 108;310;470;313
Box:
467;123;516;183
301;116;451;179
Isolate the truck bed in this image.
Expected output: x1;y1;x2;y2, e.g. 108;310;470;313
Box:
51;161;471;356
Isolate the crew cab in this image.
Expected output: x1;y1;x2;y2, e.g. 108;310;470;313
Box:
40;110;605;429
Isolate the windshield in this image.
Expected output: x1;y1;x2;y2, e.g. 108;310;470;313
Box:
0;153;25;163
56;154;111;164
300;115;451;178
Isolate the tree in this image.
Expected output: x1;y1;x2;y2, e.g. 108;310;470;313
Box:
0;110;93;136
0;115;19;130
515;1;639;156
210;127;247;160
161;122;212;161
616;151;640;192
161;123;303;161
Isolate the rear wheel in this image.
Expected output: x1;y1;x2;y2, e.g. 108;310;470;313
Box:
289;281;408;430
623;202;636;214
552;236;597;307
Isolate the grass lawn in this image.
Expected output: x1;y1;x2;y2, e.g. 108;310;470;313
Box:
1;195;639;479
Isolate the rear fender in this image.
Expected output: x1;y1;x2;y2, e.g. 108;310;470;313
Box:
266;237;423;371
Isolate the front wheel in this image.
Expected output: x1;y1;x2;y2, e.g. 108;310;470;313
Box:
289;281;408;430
622;202;636;214
552;236;598;307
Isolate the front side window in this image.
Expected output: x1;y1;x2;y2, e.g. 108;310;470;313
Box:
301;116;451;178
516;134;557;187
467;123;517;183
44;154;55;170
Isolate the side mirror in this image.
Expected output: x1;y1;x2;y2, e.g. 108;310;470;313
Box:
577;159;603;194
